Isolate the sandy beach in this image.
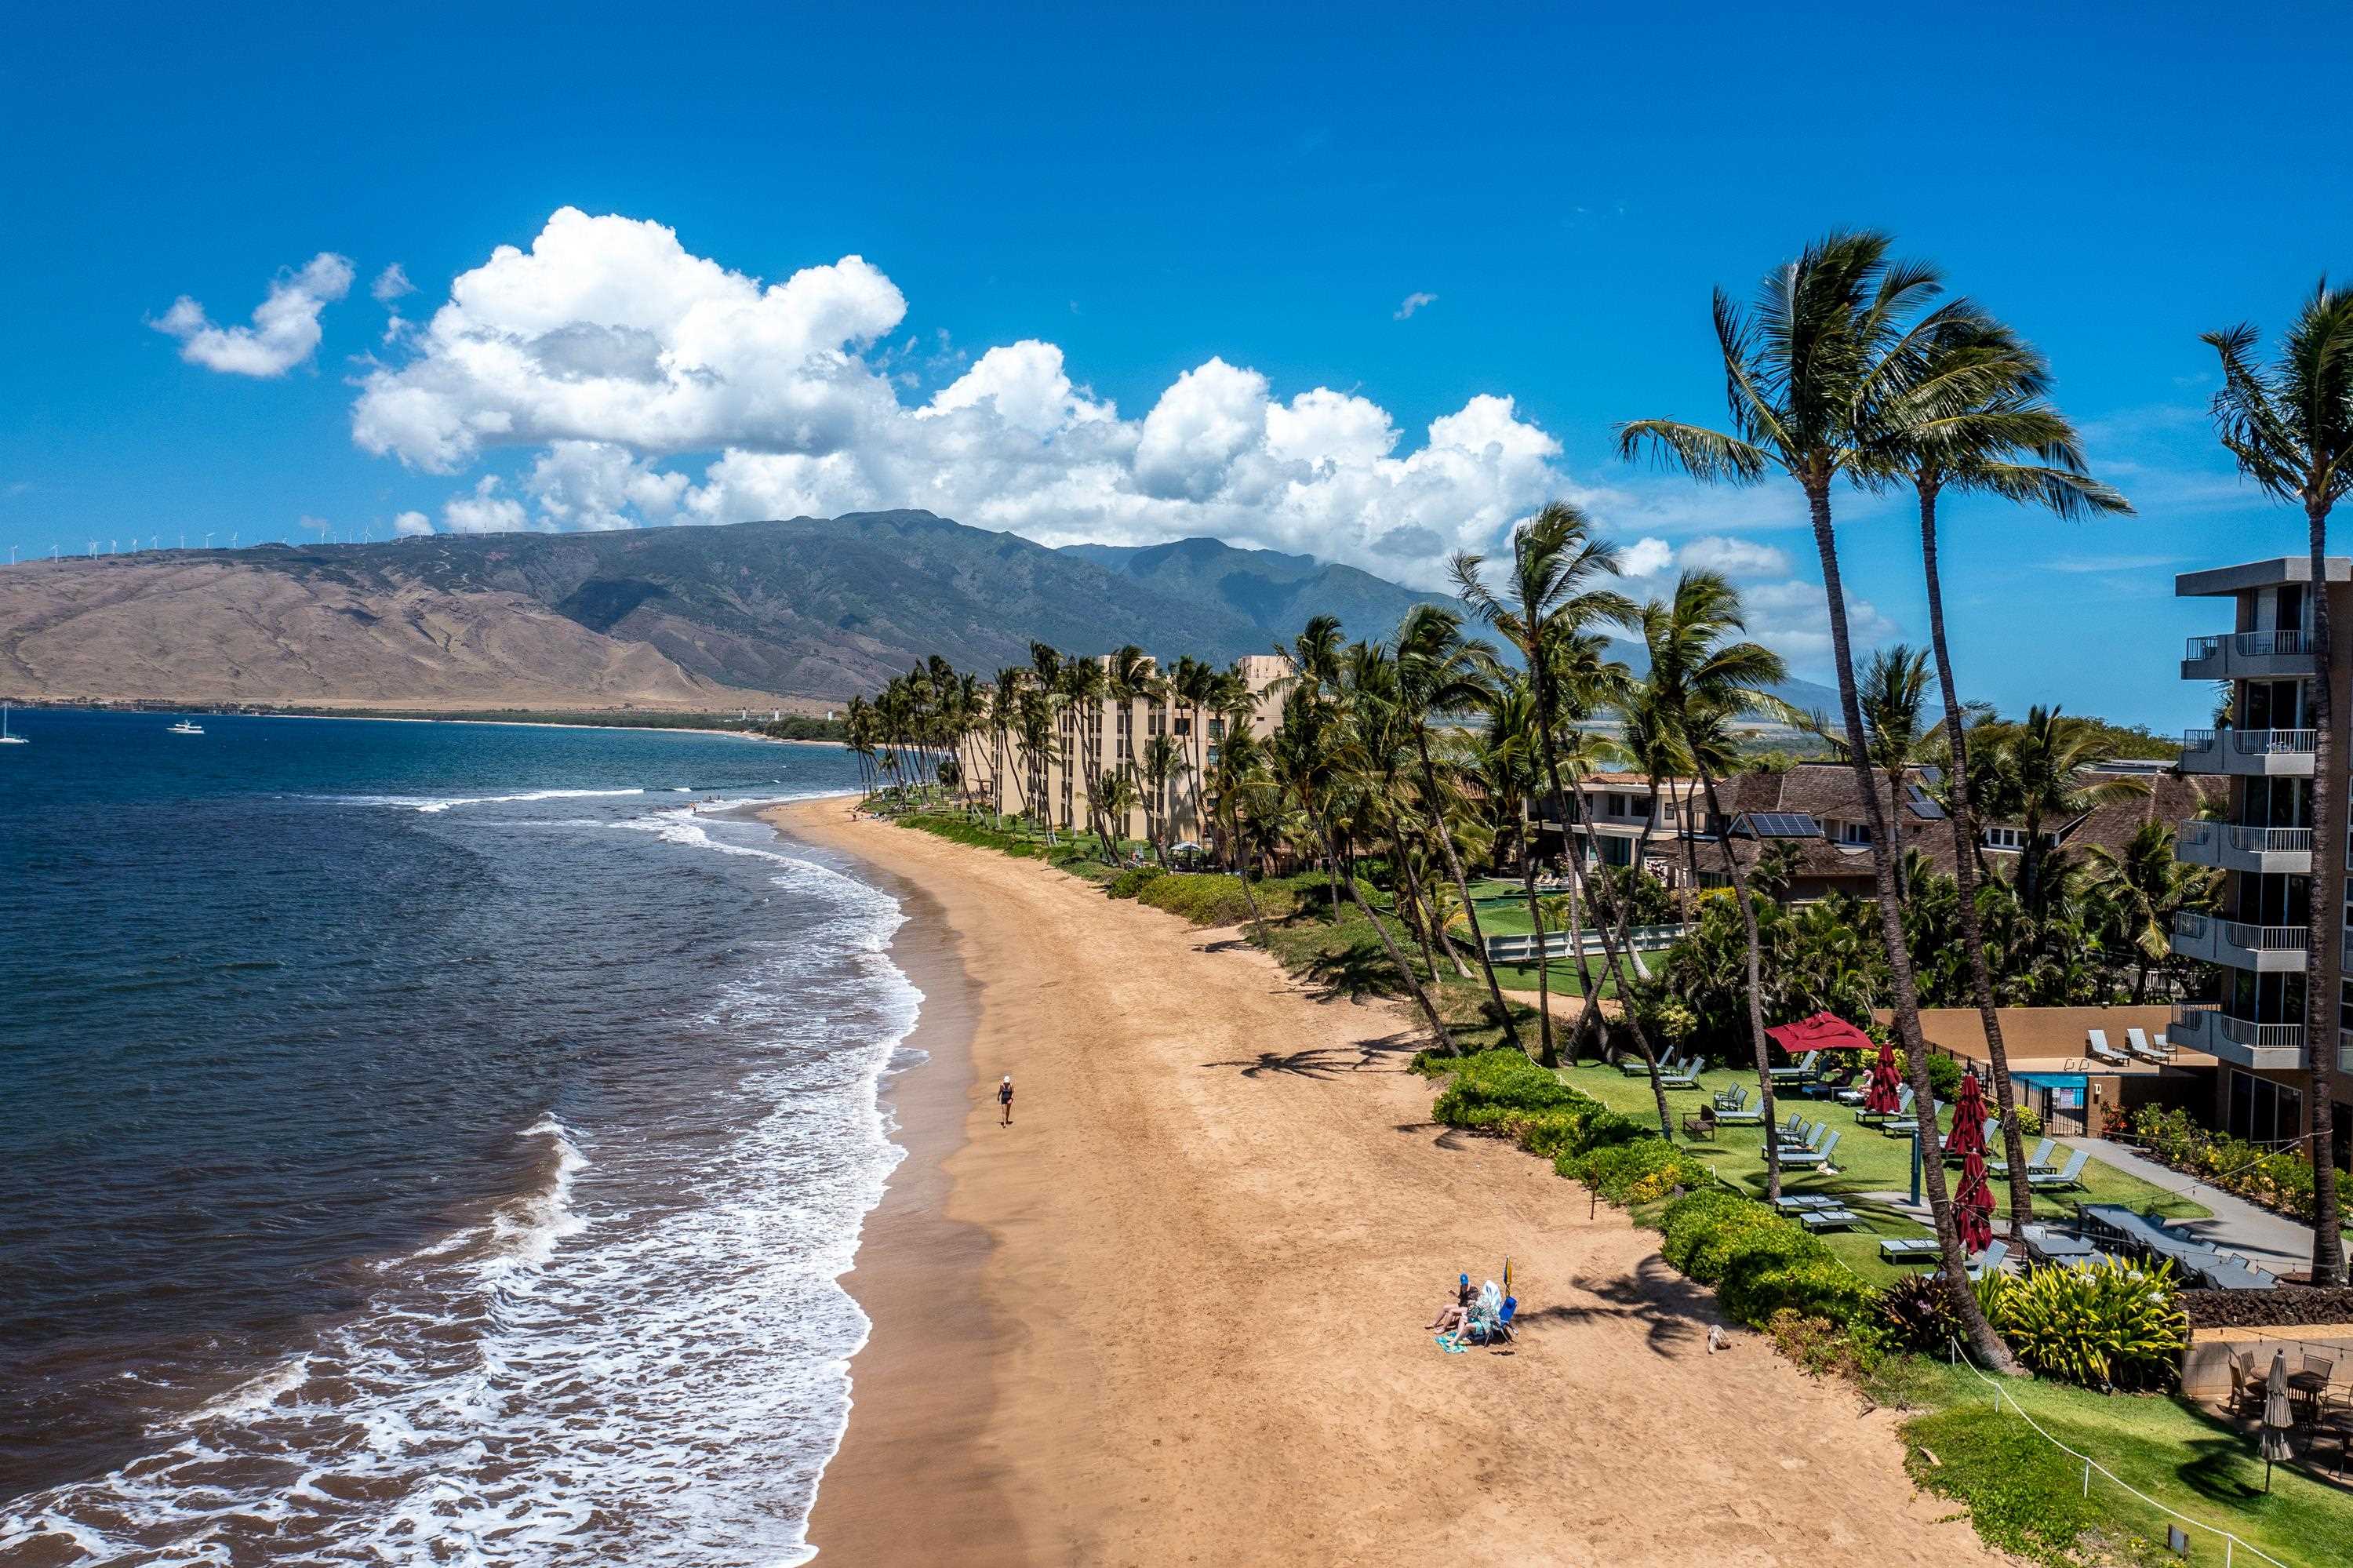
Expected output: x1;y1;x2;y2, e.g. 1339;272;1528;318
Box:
775;799;2010;1567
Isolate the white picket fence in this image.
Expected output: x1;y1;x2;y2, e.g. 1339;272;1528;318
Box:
1482;922;1693;964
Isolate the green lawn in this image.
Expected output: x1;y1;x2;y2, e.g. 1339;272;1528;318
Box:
1903;1360;2351;1567
1559;1063;2211;1286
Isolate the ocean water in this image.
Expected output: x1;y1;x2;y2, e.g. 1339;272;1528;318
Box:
0;711;907;1566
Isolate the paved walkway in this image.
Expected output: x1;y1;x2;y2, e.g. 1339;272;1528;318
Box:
2075;1137;2317;1272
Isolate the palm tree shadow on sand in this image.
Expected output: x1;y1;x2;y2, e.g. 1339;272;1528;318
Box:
1511;1254;1720;1358
1202;1028;1423;1080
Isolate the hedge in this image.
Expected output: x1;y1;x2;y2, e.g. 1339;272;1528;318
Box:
1660;1188;1876;1326
2131;1106;2343;1228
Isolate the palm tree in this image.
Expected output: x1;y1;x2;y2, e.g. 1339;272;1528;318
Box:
1027;642;1064;842
1396;603;1523;1050
1453;504;1675;1138
1802;646;1936;897
1638;570;1794;1199
1267;682;1453;1048
1095;769;1140;859
2082;823;2220;1004
1207;713;1273;933
1169;654;1217;842
1482;677;1558;1064
1619;231;2017;1369
2204;282;2353;1286
991;667;1024;826
1139;732;1183;862
1974;707;2149;919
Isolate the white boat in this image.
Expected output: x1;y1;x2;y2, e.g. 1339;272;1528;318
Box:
168;719;205;735
0;704;24;745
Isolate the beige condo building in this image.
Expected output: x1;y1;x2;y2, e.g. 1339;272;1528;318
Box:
962;653;1292;848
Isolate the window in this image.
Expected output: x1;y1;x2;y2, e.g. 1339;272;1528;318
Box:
1835;820;1871;846
1983;826;2027;851
1174;715;1191;736
1209;718;1225;742
1608;792;1632;817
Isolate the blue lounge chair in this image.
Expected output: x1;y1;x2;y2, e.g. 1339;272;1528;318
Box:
2028;1149;2090;1191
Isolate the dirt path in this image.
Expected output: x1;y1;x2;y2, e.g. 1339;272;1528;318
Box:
784;802;2007;1566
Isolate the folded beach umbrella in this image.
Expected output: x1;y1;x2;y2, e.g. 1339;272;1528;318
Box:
1949;1068;1994;1253
2260;1348;2297;1491
1863;1036;1903;1115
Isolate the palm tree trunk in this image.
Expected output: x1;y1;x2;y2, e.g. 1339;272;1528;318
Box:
1417;733;1524;1052
1519;793;1555;1066
1317;812;1453;1050
1394;839;1445;984
2303;493;2346;1286
1697;763;1783;1202
1809;481;2016;1371
1918;486;2038;1242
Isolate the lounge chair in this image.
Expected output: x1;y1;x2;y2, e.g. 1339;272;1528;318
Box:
2125;1027;2169;1064
1964;1239;2010;1280
1857;1086;1914;1126
1773;1195;1838;1213
1714;1084;1750;1111
1799;1205;1864;1232
2028;1149;2091;1191
1881;1098;1937;1138
1657;1057;1704;1090
1780;1130;1841;1170
1778;1121;1824;1155
1988;1137;2057;1178
1473;1296;1518;1345
1715;1101;1765;1126
1769;1050;1820;1084
1944;1116;1998;1164
2086;1029;2131;1067
1878;1236;1942;1263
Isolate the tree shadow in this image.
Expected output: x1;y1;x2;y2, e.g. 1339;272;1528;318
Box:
1391;1119;1481;1152
1203;1030;1423;1080
1511;1254;1722;1357
1302;940;1397;999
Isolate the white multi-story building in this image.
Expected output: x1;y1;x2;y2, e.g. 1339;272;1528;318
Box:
2170;556;2353;1162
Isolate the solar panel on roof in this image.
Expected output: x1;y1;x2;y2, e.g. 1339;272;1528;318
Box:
1742;812;1822;839
1904;784;1948;820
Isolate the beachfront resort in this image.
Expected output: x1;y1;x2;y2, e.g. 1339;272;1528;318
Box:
838;243;2353;1568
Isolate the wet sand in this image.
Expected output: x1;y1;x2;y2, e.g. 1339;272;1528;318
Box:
776;799;2011;1567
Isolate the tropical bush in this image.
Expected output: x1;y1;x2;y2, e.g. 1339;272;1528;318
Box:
1106;865;1165;899
1428;1050;1651;1166
1659;1189;1876;1326
2131;1105;2330;1225
1879;1271;1965;1352
1134;870;1312;926
1973;1258;2187;1390
1564;1137;1710;1203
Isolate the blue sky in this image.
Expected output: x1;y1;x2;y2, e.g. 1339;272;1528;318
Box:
3;2;2347;728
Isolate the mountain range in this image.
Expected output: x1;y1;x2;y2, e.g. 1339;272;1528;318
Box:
0;510;1835;713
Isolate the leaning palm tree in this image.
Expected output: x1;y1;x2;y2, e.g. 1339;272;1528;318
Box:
1453;504;1675;1139
1640;569;1795;1199
1395;602;1523;1049
2204;282;2353;1286
1619;231;2017;1369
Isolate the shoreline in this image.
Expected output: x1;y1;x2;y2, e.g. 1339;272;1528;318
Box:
765;804;1016;1562
774;799;2006;1566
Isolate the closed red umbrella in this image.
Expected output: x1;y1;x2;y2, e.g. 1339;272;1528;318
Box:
1949;1067;1994;1253
1862;1036;1902;1115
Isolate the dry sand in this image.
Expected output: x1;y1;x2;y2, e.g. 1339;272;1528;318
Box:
774;799;2009;1567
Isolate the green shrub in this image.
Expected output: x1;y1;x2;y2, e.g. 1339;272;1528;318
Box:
1879;1271;1966;1352
1658;1189;1876;1327
1135;871;1297;926
1565;1138;1710;1203
1973;1258;2187;1389
2132;1104;2330;1225
1106;864;1165;899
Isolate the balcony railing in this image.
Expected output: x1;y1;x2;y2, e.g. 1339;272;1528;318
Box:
2235;727;2318;755
2182;728;2318;774
2172;1003;2305;1054
2175;820;2315;867
2184;629;2312;661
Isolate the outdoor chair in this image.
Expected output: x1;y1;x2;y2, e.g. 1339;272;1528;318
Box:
1988;1137;2057;1178
1880;1099;1937;1138
1714;1084;1749;1112
1857;1086;1914;1126
1963;1239;2010;1280
2225;1352;2263;1417
1657;1058;1704;1091
2086;1029;2130;1067
1769;1050;1820;1083
2125;1027;2168;1064
1780;1130;1840;1170
2291;1357;2337;1424
2028;1149;2091;1191
1714;1101;1765;1126
1778;1121;1824;1155
1798;1205;1864;1232
1944;1116;1998;1164
1773;1195;1837;1213
1681;1108;1717;1140
1878;1236;1941;1263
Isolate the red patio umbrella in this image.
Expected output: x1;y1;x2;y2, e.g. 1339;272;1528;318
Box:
1948;1067;1994;1253
1762;1011;1875;1055
1862;1036;1903;1115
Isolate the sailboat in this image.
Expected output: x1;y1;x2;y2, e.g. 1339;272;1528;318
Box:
0;704;24;745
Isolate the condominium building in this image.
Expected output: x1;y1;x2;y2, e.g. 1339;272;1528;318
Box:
2171;556;2353;1164
961;653;1290;847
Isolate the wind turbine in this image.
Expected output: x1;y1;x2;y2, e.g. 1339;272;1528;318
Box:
203;532;214;548
230;532;239;548
85;540;97;556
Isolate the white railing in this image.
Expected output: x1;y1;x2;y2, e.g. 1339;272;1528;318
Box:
2233;728;2317;755
2180;918;2310;951
2204;1013;2308;1053
1484;922;1693;962
2177;820;2312;856
2235;628;2312;657
2181;727;2220;754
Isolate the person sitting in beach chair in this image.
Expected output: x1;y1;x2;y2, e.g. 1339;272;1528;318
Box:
1427;1272;1474;1332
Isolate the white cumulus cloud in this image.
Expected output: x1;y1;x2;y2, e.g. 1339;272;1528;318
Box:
372;263;415;304
442;475;529;534
392;510;433;537
151;253;355;377
1393;291;1438;320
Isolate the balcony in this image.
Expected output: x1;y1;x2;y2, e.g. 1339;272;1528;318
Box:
2179;727;2318;777
2181;628;2315;681
2175;820;2314;874
2169;1003;2307;1070
2169;911;2310;973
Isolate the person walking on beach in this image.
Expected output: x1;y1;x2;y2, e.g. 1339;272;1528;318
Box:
998;1075;1014;1126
